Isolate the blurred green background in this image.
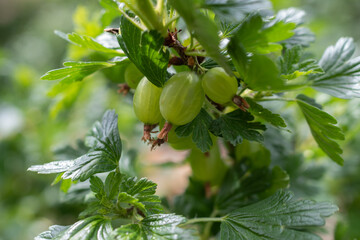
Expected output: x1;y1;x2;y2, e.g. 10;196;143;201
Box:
0;0;360;239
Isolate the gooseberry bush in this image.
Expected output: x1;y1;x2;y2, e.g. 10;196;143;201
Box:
28;0;360;239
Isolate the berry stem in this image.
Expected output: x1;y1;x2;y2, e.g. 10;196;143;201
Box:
232;95;250;111
151;122;172;150
158;122;172;140
118;83;131;95
142;124;157;142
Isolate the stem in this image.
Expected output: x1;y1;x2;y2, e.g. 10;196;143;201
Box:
254;97;296;102
181;217;223;226
202;210;219;240
185;51;208;57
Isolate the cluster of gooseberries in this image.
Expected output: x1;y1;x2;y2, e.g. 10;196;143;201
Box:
122;63;249;150
120;62;251;184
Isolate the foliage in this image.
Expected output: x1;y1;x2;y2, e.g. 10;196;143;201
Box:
18;0;360;239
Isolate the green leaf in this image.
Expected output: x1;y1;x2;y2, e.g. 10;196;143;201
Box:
280;46;323;80
35;225;69;240
228;16;301;91
105;172;122;199
220;190;338;240
210;109;266;145
85;172;122;217
35;216;112;240
272;7;306;26
203;0;272;22
229;14;295;55
118;15;169;87
88;173;162;217
245;54;285;91
169;0;232;74
119;177;163;215
296;94;345;165
175;108;213;152
56;31;123;55
28;110;122;181
218;20;242;39
42;61;116;97
310;38;360;99
245;98;287;128
112;214;198;240
271;8;315;47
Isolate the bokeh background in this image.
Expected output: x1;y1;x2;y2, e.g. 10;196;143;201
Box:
0;0;360;239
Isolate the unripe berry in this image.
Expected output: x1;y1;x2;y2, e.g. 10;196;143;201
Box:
202;67;238;104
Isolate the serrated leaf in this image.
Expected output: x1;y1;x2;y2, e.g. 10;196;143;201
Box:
229;14;295;55
272;8;306;26
296;94;322;109
175;108;213;152
228;16;303;91
210;109;266;145
245;98;287;128
203;0;272;22
282;27;315;47
296;94;345;165
310;37;360;99
169;0;232;74
218;19;242;39
118;15;169;87
280;46;323;80
28;110;122;181
112;214;199;240
220;190;338;240
65;32;123;55
42;61;116;97
86;173;121;216
35;225;69;240
119;177;163;215
105;171;122;199
269;8;315;48
35;216;113;240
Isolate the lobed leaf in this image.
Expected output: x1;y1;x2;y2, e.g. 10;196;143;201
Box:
112;214;199;240
56;31;123;55
118;15;169;87
35;216;112;240
245;98;287;128
220;190;338;240
280;46;323;80
210;109;266;145
228;15;303;90
296;94;345;165
310;37;360;99
42;61;116;96
270;8;315;47
175;108;213;152
119;177;163;215
28;110;122;181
